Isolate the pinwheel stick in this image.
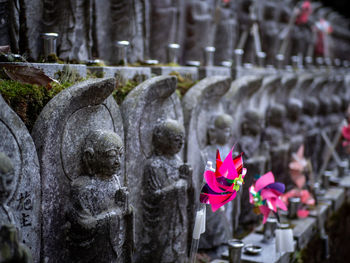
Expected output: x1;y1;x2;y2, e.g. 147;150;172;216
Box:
273;211;281;224
189;204;206;263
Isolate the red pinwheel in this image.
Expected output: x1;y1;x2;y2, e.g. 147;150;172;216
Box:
200;148;247;212
249;172;287;224
342;123;350;147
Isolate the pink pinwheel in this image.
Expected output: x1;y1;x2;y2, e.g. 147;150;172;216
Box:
249;172;287;224
342;123;350;147
289;145;308;189
200;147;247;212
295;1;312;25
282;189;315;218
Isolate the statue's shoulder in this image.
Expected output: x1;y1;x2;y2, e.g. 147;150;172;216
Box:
71;175;93;191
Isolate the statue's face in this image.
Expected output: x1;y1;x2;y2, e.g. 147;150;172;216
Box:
153;120;185;155
0;169;13;204
85;132;123;178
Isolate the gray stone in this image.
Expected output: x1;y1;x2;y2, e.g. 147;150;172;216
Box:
0;0;42;59
184;0;216;64
0;94;41;262
214;1;238;65
42;0;93;61
121;76;191;262
182;76;232;248
309;203;331;228
148;0;186;63
151;66;198;81
0;62;87;79
198;66;231;79
94;0;147;64
32;78;132;262
322;187;345;212
87;66;151;82
339;175;350;203
290;217;317;250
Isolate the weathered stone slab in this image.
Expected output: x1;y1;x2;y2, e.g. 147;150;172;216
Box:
87;66;151;80
0;62;87;79
0;94;41;262
151;66;198;80
198;66;231;79
32;78;129;262
122;76;190;262
182;76;233;249
291;217;317;250
220;233;293;263
323;187;345;212
309;203;331;227
339;175;350;202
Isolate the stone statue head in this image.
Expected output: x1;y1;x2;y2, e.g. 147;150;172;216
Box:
331;95;342;113
286;98;302;121
266;104;286;128
303;97;319;116
241;109;262;136
82;130;123;178
153;119;185;156
0;152;14;204
317;97;330;116
208;114;233;145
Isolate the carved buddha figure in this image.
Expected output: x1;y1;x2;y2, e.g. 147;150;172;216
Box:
264;104;286;148
0;152;32;263
263;104;291;185
238;110;267;229
200;114;233;248
284;98;303;152
0;152;15;226
68;130;133;263
300;97;320;174
184;0;216;63
142;119;191;263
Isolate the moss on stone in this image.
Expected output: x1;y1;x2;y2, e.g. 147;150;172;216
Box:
0;79;74;131
169;71;197;97
112;78;140;105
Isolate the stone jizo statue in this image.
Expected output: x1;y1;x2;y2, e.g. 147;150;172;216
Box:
0;152;32;263
142;119;191;263
68;130;133;263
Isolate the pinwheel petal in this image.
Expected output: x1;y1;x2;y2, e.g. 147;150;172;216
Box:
210;191;237;212
275;197;287;211
255;172;275;192
266;182;285;193
204;170;226;193
260;205;271;224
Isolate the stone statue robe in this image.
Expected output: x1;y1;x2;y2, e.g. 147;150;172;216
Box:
69;174;129;263
142;155;188;263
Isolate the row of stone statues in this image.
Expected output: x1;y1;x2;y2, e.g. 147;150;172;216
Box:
1;67;349;262
1;0;349;66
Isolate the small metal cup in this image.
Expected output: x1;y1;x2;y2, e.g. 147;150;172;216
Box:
322;171;333;190
116;41;130;66
291;56;299;68
305;56;313;68
275;54;284;69
41;33;58;59
234;49;244;68
167;43;180;64
316;57;324;67
288;197;301;219
338;161;349;177
257;52;266;67
204;46;215;66
228;239;244;263
334;58;341;67
263;217;278;242
185;60;201;67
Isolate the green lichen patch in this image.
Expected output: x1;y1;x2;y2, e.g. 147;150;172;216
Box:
0;79;74;131
169;71;198;97
112;74;146;105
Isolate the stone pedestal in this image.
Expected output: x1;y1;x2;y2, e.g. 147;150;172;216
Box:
87;66;151;80
0;62;87;78
290;217;317;250
339;176;350;203
198;66;231;79
309;203;331;227
220;233;294;263
322;187;345;212
151;66;198;80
